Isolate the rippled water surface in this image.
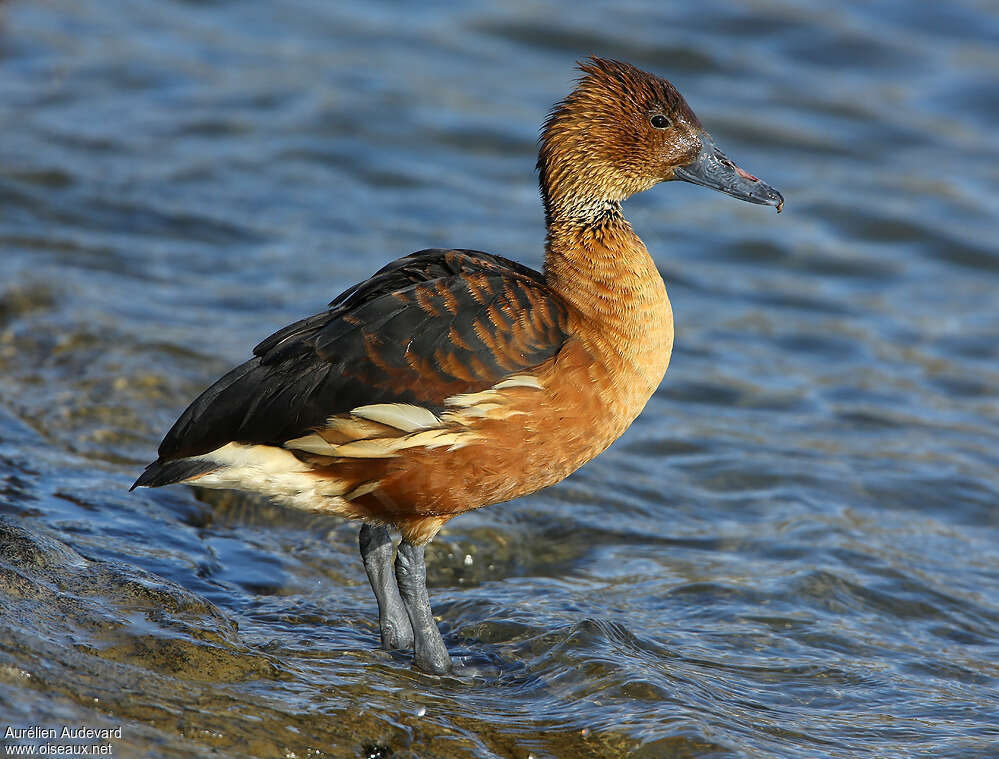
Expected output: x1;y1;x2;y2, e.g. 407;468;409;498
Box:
1;1;998;757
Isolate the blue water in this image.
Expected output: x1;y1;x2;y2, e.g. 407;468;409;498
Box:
1;1;997;757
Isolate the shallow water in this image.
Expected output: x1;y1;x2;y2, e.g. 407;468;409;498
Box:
1;1;998;757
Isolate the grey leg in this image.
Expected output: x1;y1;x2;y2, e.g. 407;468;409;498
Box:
359;524;414;651
395;539;451;674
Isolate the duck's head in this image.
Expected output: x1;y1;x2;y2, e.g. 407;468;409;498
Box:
538;57;783;223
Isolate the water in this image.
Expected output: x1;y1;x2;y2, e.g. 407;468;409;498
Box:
1;1;998;757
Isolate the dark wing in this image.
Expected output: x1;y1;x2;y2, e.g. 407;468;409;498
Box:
149;248;569;462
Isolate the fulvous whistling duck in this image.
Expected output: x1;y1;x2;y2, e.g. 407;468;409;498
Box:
133;58;783;675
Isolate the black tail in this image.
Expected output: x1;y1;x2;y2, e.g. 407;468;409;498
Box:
130;458;219;491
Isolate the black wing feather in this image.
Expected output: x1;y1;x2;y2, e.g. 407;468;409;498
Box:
149;249;569;463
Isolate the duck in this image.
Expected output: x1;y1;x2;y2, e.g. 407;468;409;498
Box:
132;57;783;675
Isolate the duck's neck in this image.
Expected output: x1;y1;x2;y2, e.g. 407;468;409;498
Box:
543;204;668;326
542;204;674;391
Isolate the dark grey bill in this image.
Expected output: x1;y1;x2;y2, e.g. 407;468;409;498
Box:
674;134;784;212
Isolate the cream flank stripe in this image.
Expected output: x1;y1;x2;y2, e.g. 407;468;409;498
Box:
188;373;545;502
284;373;543;458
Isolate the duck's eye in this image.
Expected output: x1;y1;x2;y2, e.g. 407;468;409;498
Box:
650;114;671;129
